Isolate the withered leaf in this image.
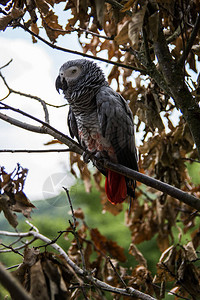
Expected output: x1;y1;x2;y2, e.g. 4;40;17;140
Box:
129;243;147;267
114;20;130;45
128;2;147;48
95;0;105;29
42;10;65;43
90;228;126;262
183;241;198;261
0;193;18;228
73;207;85;220
0;8;24;31
14;190;35;218
23;247;40;267
121;0;136;12
35;0;50;15
30;260;49;299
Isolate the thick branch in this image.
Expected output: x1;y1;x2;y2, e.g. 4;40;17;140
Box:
0;102;83;155
101;160;200;211
0;230;156;300
0;263;33;300
0;104;199;210
150;15;200;157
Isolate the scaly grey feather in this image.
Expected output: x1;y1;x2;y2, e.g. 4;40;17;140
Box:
56;59;138;200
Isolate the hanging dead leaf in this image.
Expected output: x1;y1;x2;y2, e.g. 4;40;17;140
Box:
14;191;35;218
30;260;49;299
42;10;65;43
128;3;147;48
148;11;159;41
35;0;50;15
0;7;24;30
23;247;40;267
90;228;126;262
114;20;130;44
95;0;105;29
31;22;39;43
183;241;198;261
129;243;147;267
73;207;85;220
0;193;18;228
121;0;136;12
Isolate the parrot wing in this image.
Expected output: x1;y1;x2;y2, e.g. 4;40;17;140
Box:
96;85;138;172
67;106;80;143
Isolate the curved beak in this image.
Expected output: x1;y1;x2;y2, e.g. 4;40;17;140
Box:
55;75;63;94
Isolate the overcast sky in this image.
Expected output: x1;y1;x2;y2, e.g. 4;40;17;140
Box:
0;25;88;201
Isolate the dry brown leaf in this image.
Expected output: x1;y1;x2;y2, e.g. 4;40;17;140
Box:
44;139;63;145
114;20;130;45
69;152;91;193
0;193;18;228
183;241;198;261
31;22;39;43
95;0;104;29
121;0;136;12
30;260;49;299
14;190;35;218
42;10;65;43
23;247;40;267
128;3;147;48
35;0;50;15
148;11;159;41
90;228;126;262
0;7;24;30
129;243;147;267
73;207;85;220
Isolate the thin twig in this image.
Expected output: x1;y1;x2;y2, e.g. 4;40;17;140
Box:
182;157;200;164
0;149;71;153
15;22;146;74
63;187;87;271
0;71;50;123
107;257;127;288
0;243;23;256
0;102;83;155
178;13;200;66
0;229;156;300
0;59;13;70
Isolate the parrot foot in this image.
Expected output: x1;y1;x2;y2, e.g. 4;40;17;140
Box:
82;151;93;164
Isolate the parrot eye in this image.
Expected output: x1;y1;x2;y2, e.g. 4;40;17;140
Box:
71;69;77;74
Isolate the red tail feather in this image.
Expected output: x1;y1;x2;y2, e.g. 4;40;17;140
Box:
105;170;127;205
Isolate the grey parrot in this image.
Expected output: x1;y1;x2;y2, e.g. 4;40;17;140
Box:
56;59;138;205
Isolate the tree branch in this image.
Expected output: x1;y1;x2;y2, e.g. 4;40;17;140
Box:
101;160;200;211
150;12;200;157
0;102;199;210
0;148;71;153
178;13;200;67
0;262;33;300
15;22;146;74
0;102;83;155
0;70;50;123
0;229;156;300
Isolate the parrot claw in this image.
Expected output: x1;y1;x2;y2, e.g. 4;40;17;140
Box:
83;151;92;163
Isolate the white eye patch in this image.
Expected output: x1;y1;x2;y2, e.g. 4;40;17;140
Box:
61;66;82;80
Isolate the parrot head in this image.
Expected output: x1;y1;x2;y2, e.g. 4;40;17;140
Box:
55;59;105;95
55;61;83;94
